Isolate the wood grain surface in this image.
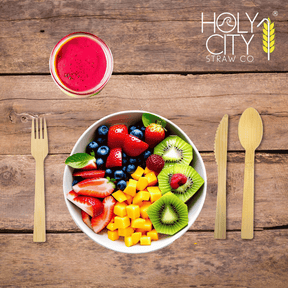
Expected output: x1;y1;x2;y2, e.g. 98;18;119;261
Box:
0;1;287;73
1;73;288;155
1;153;287;232
0;0;287;287
1;231;287;287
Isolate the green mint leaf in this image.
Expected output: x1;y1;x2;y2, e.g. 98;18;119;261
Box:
65;153;95;169
90;151;95;157
142;113;166;128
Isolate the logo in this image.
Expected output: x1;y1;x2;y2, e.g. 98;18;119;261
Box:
201;13;276;62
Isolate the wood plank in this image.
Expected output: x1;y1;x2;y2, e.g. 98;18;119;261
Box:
1;153;287;232
0;74;288;155
0;0;287;73
0;231;287;287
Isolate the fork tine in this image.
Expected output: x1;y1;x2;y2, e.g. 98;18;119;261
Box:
44;118;48;140
31;118;35;140
40;118;43;139
36;118;39;139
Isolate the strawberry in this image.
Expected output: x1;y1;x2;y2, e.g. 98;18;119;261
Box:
146;154;165;174
73;177;115;198
81;210;92;229
108;124;128;149
66;191;104;217
80;159;97;170
106;148;122;168
73;170;105;179
145;123;165;148
170;173;187;189
123;134;149;157
91;196;116;233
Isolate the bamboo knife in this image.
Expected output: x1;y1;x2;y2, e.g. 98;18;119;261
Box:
214;114;229;239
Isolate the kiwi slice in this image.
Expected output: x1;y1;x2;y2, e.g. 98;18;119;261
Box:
146;192;188;235
158;164;204;202
154;136;193;168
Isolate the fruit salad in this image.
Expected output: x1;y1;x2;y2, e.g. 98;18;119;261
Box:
65;113;204;247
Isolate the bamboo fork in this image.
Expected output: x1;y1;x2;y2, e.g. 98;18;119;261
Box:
31;118;48;242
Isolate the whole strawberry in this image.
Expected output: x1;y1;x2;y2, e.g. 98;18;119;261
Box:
145;123;165;148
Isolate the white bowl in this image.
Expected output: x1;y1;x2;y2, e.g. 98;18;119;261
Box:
63;110;207;254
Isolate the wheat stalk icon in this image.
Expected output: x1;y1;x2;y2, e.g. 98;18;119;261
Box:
257;17;275;61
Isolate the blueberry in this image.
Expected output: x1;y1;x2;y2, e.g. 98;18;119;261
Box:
122;166;127;173
114;170;126;180
122;158;128;165
127;164;136;174
105;168;113;178
140;126;146;133
96;125;109;137
143;149;153;161
128;125;137;133
96;146;110;158
117;180;127;191
96;158;105;169
129;158;137;164
72;179;79;186
130;129;144;140
96;137;107;145
122;152;127;159
86;141;99;155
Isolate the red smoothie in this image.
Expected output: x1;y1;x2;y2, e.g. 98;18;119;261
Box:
55;36;107;92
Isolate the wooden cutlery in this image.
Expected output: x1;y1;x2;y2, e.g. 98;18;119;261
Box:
214;114;229;239
214;108;263;240
238;108;263;239
31;118;48;242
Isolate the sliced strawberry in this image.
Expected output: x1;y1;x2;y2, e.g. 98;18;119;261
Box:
73;170;105;179
170;173;187;189
81;210;92;229
80;159;97;170
66;190;78;201
73;177;115;198
106;148;122;168
91;196;116;233
123;134;149;157
108;124;128;149
66;191;104;217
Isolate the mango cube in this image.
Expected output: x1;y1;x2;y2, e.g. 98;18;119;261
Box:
136;177;148;191
108;230;119;241
132;191;150;205
147;229;159;241
140;236;151;245
147;186;162;202
144;167;153;175
142;219;153;231
106;222;118;231
145;172;158;186
124;179;137;197
136;228;147;234
125;193;133;205
131;166;144;180
125;236;134;247
114;216;130;229
112;190;127;203
114;202;127;217
140;202;151;219
118;227;134;237
131;218;146;229
131;232;142;244
126;204;140;219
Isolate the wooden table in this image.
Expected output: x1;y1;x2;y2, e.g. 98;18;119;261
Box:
1;1;287;287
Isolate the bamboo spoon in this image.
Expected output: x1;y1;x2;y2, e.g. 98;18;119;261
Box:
238;108;263;239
